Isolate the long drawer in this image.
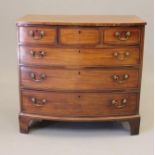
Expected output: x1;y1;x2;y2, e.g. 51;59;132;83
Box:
20;66;139;91
19;47;140;66
21;90;139;117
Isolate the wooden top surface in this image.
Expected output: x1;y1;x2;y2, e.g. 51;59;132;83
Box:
17;15;146;26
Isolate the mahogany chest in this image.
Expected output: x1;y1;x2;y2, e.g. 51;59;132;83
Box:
16;15;146;135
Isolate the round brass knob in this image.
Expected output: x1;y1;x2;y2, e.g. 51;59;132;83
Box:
124;74;129;80
122;98;127;104
125;51;130;56
31;97;36;103
126;31;131;37
30;72;36;80
40;73;46;80
113;75;119;80
42;99;47;104
113;52;118;57
115;31;120;37
112;99;117;105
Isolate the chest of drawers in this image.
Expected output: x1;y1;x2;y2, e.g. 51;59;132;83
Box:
17;15;146;135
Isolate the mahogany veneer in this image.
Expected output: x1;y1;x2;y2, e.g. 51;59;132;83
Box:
17;15;146;135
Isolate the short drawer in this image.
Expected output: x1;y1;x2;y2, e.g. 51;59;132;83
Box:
20;67;139;91
19;47;140;66
18;27;56;44
104;27;141;45
21;90;139;117
59;28;100;45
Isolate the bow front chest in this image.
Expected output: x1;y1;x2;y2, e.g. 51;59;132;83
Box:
16;15;146;135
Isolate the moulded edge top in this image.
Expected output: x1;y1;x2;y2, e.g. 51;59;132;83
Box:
16;15;147;27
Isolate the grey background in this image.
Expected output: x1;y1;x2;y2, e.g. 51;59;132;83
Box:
0;0;153;155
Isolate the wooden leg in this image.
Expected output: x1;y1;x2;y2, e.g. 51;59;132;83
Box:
128;117;140;135
19;115;31;134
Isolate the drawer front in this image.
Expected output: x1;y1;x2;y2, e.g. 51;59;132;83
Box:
19;47;140;66
18;27;56;44
104;27;141;45
21;90;138;117
20;67;139;91
59;28;100;45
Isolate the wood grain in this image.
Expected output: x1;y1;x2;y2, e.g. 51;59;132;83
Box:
16;15;146;134
59;28;100;45
21;90;138;117
19;47;140;66
104;27;141;45
18;27;56;44
16;15;146;26
20;66;139;91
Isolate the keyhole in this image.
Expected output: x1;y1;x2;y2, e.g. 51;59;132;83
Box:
78;50;81;53
78;71;81;75
78;95;81;98
78;30;81;34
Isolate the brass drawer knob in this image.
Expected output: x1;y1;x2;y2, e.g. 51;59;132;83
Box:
112;74;129;83
115;31;131;41
29;30;45;40
111;98;127;108
30;72;47;82
30;50;46;58
113;51;130;60
30;97;47;106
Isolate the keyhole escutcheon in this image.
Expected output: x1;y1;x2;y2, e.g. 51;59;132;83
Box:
78;95;81;98
78;30;81;34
